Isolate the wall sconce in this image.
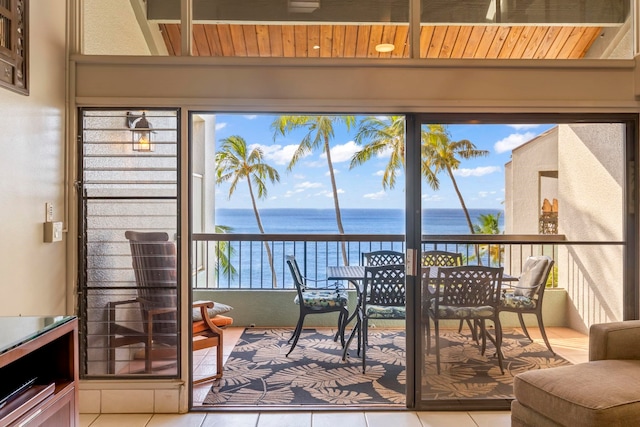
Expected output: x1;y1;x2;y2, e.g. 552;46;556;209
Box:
126;112;153;152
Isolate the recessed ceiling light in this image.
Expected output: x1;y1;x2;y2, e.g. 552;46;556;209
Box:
375;43;395;53
313;45;320;50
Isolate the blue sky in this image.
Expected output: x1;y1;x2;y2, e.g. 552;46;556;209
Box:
212;114;553;210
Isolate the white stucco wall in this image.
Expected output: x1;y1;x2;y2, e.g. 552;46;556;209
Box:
83;0;152;55
558;124;625;329
0;0;68;315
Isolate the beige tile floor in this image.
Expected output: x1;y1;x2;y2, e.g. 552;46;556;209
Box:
81;326;587;426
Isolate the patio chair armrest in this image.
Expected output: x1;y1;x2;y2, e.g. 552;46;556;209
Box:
193;300;214;309
589;320;640;361
108;298;139;308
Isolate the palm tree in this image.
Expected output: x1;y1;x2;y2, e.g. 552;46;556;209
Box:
351;116;440;191
213;225;237;280
272;115;355;265
215;135;280;287
472;212;504;266
425;125;489;233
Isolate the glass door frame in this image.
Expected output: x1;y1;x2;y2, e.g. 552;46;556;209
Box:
408;112;639;411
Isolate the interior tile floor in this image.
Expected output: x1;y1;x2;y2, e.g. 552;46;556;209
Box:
80;326;587;426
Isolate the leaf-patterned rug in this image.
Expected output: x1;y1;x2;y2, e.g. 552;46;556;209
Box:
203;328;406;406
202;327;572;406
421;328;573;400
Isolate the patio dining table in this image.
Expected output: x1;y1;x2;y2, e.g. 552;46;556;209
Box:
327;265;518;361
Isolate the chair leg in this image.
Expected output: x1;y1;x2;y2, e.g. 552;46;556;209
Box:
287;313;306;357
536;313;555;355
494;317;504;374
518;312;532;341
362;318;368;374
425;315;431;355
434;318;441;374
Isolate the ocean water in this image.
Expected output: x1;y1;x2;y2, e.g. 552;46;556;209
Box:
207;208;505;288
215;208;504;234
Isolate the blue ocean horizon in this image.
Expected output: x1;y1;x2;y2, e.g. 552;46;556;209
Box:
215;208;504;234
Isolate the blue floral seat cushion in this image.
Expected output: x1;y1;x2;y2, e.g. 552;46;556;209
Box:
366;305;406;319
432;304;495;319
295;289;348;310
502;293;537;309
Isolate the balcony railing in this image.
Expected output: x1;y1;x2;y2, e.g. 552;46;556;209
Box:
192;233;582;290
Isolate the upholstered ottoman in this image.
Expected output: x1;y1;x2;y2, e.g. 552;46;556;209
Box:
511;320;640;427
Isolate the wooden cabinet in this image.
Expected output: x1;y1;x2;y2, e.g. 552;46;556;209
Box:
0;316;79;427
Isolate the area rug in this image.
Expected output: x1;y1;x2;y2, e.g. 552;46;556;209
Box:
202;327;572;406
421;328;573;399
203;328;406;406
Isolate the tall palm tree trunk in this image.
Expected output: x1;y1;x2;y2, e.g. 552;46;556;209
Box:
324;138;349;266
446;165;483;265
247;179;278;287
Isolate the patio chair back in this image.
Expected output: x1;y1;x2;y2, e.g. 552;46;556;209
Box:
421;250;463;267
362;250;405;266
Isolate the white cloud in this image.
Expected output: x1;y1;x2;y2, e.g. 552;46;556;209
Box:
249;143;305;165
316;189;344;198
494;132;536;153
244;115;258;120
320;140;360;163
363;190;387;200
422;194;444;202
215;123;227;131
374;170;385;177
453;166;501;177
325;169;340;176
478;191;497;198
295;181;322;190
508;124;540;130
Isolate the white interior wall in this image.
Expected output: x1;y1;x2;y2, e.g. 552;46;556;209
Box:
0;0;68;315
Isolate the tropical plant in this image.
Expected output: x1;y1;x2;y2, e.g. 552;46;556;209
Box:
272;115;356;265
472;212;504;266
213;224;237;279
215;135;280;287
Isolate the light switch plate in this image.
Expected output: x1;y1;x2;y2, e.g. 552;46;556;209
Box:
44;221;63;243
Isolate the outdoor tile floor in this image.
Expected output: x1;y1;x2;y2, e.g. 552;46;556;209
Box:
80;326;587;426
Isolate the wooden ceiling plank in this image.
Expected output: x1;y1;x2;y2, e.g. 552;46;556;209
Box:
242;25;260;57
269;25;284;57
281;25;296;57
440;26;461;58
343;25;358;58
497;26;522;59
229;25;247;56
307;25;320;58
533;26;562;59
473;26;498;58
192;24;209;56
164;24;182;56
427;26;447;58
419;26;435;58
355;25;371;58
332;25;346;58
461;26;485;58
556;27;584;59
392;25;409;58
158;24;176;56
509;25;537;59
486;26;511;59
449;25;472;58
255;24;271;57
204;25;223;57
319;25;332;58
521;26;549;59
568;27;601;59
545;26;574;59
295;25;309;57
368;24;384;58
216;24;234;57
